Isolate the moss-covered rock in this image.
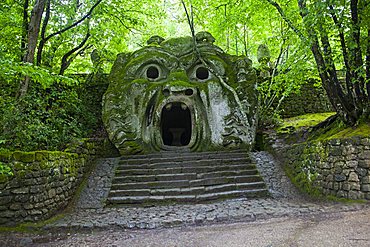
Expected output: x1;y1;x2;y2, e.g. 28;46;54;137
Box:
103;32;259;154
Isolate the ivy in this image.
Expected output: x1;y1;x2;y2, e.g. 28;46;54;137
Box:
0;161;13;177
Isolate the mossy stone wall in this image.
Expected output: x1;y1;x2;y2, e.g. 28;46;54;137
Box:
271;136;370;200
278;82;333;118
0;138;115;226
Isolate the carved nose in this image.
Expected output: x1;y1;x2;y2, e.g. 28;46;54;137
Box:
162;87;194;97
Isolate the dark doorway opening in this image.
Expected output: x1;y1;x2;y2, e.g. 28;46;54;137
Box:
161;103;192;146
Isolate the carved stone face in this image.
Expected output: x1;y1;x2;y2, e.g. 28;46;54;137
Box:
102;32;258;154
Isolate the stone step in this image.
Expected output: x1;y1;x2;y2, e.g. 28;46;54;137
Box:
110;180;191;190
107;150;269;206
108;181;266;197
111;174;264;188
119;149;248;160
111;174;263;185
107;188;269;205
115;166;258;176
118;157;252;168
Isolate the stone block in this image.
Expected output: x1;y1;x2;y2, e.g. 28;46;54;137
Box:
348;172;359;182
0;196;12;206
11;187;29;194
34;202;45;208
9;203;21;210
342;169;351;176
23;203;34;210
334;174;347;182
327;182;334;189
361;175;370;184
30;186;43;194
361;184;370;192
14;195;29;203
350;182;360;191
348;190;361;200
359;150;370;160
322;162;332;169
2;210;15;218
346;160;358;168
343;182;350;191
329;147;342;156
29;210;42;216
333;182;340;190
358;159;370;168
336;190;346;198
355;167;368;177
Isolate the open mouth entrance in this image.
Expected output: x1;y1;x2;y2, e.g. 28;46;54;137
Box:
161;102;192;146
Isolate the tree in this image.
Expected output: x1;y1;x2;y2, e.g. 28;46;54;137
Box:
18;0;47;98
267;0;370;125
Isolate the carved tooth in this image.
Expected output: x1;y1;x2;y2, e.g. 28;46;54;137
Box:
166;103;172;111
181;103;187;110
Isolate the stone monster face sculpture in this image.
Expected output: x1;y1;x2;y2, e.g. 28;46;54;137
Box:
102;32;258;154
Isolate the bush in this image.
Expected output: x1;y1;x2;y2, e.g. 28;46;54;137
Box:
0;83;89;151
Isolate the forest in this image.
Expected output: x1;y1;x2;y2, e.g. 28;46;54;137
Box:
0;0;369;152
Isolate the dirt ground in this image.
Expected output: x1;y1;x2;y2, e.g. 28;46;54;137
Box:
1;207;370;247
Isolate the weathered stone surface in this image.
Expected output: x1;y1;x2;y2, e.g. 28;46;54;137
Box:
0;143;98;226
103;32;258;155
348;172;360;182
334;174;346;182
361;184;370;192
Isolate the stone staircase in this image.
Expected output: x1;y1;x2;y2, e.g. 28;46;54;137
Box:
106;150;269;206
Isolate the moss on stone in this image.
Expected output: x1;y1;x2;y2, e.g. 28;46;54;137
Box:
277;112;336;134
12;151;35;163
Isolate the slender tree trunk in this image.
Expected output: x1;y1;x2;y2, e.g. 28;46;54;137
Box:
20;0;29;62
350;0;365;104
36;0;51;66
329;5;354;104
17;0;47;99
366;28;370;100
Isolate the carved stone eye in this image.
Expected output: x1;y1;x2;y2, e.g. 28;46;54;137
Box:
146;65;160;80
195;66;209;80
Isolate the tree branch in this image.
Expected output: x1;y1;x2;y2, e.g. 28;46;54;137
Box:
266;0;307;43
38;0;102;67
59;30;91;75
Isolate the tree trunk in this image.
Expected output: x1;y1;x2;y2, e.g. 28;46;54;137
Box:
20;0;29;62
17;0;47;98
36;0;51;66
366;28;370;100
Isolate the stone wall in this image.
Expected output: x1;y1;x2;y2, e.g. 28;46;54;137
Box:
0;138;117;226
278;82;333;118
273;136;370;200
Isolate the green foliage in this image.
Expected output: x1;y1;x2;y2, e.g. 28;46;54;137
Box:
0;161;13;177
0;83;89;151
